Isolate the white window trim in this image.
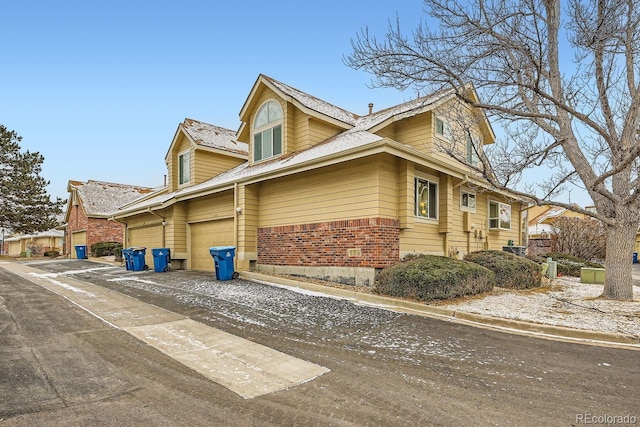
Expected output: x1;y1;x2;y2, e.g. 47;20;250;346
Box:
466;133;480;166
435;116;453;140
460;188;476;213
253;100;283;163
488;199;512;230
415;173;439;221
178;150;190;186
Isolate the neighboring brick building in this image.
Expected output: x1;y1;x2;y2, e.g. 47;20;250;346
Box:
64;180;154;257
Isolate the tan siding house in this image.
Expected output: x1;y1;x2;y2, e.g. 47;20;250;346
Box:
112;74;527;285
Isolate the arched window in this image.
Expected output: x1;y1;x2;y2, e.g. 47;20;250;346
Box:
253;100;283;162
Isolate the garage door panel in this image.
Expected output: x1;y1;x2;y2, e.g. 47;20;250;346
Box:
190;219;234;271
128;226;163;267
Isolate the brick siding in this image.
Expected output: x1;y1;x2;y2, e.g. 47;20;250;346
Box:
66;204;124;255
258;217;400;268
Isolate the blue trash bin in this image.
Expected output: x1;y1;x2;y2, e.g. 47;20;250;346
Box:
122;248;133;270
209;246;236;280
130;247;148;271
152;248;171;272
634;252;638;264
75;245;87;260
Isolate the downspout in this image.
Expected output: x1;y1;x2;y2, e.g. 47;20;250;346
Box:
233;182;239;271
147;208;166;248
108;215;128;252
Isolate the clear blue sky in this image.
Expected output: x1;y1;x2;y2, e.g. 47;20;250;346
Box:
1;0;592;208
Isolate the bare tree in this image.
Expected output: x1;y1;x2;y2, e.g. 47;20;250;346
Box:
346;0;640;300
550;217;606;261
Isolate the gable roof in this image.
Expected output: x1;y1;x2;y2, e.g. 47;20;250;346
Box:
5;229;64;242
114;76;519;217
67;180;155;218
182;118;248;155
165;118;248;162
239;75;494;144
239;75;358;132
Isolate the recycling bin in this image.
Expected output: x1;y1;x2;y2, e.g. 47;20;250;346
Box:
209;246;236;280
152;248;171;272
122;248;133;270
130;247;148;271
634;252;638;264
75;245;87;260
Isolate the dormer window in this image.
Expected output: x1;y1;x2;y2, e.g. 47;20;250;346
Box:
435;117;452;139
178;150;190;185
253;100;283;162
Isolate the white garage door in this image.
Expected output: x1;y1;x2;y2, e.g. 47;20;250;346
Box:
190;219;234;271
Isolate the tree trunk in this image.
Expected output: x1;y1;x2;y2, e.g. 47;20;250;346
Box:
602;223;636;301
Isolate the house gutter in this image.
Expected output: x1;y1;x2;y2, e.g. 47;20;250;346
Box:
453;174;469;189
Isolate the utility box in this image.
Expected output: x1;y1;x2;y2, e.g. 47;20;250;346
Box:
580;267;606;284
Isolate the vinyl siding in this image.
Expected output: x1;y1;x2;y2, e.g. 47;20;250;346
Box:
237;183;259;267
186;191;235;223
169;136;193;192
193;151;244;184
258;154;397;228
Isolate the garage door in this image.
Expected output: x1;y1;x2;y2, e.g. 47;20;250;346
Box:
190;219;234;271
71;231;87;246
128;225;163;267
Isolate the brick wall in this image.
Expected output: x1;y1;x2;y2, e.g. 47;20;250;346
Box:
66;203;124;256
86;217;124;251
258;217;400;268
66;204;88;254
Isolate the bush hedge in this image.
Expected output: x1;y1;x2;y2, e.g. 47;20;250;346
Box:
526;252;604;277
374;254;495;302
91;242;123;257
464;250;542;289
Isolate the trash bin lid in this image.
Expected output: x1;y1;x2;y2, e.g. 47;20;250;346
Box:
209;246;235;251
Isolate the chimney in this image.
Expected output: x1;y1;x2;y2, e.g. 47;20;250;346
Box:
368;103;374;115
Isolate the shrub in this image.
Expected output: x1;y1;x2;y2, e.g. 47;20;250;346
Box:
550;217;605;261
374;254;495;302
44;250;60;257
91;242;123;257
527;252;603;277
465;250;542;289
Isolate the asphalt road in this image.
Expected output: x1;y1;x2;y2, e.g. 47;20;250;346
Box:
1;259;638;426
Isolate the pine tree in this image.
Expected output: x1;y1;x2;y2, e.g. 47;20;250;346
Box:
0;125;65;234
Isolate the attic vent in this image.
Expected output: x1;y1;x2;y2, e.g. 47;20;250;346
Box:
347;248;362;257
368;103;374;115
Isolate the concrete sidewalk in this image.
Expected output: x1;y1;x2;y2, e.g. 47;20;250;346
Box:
0;261;330;399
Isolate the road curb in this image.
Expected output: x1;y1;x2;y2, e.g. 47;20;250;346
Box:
240;271;640;348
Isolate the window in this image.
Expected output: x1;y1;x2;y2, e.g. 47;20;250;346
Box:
489;200;511;230
435;117;452;139
461;189;476;211
253;100;283;162
178;151;190;185
415;177;438;219
466;133;480;165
